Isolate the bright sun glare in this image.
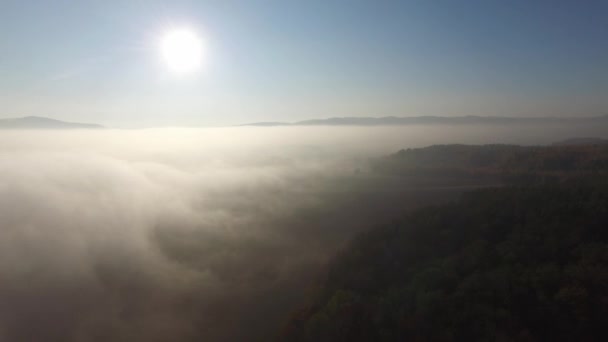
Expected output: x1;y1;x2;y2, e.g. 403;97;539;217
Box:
160;29;205;74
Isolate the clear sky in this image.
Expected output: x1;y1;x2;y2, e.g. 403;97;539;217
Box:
0;0;606;126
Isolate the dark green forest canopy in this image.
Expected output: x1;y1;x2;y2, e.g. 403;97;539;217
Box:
282;183;608;341
281;144;608;341
372;144;608;181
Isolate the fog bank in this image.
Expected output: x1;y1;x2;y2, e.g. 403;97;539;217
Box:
0;124;605;341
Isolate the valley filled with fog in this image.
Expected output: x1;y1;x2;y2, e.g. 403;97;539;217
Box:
0;124;606;341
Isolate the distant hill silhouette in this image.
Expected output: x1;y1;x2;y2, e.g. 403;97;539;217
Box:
244;115;608;126
552;137;608;146
0;116;103;129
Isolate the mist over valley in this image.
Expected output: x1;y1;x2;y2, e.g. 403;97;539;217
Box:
1;123;607;341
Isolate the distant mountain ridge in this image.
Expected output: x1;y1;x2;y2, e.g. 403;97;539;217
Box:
0;116;103;129
552;137;608;146
244;115;608;126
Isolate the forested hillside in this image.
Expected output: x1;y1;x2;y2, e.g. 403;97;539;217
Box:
282;183;608;341
373;144;608;183
282;144;608;342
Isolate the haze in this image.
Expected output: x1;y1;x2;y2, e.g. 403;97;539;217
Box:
2;0;608;341
0;123;605;341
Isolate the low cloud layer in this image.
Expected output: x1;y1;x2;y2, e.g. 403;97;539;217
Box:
0;125;605;341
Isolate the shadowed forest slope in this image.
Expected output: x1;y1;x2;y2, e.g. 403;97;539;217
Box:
372;144;608;183
282;182;608;341
283;144;608;342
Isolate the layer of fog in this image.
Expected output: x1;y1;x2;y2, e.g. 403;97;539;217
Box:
0;124;605;341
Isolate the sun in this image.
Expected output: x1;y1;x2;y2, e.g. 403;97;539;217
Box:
160;29;205;74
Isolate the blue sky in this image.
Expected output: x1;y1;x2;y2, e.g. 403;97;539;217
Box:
0;0;606;126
